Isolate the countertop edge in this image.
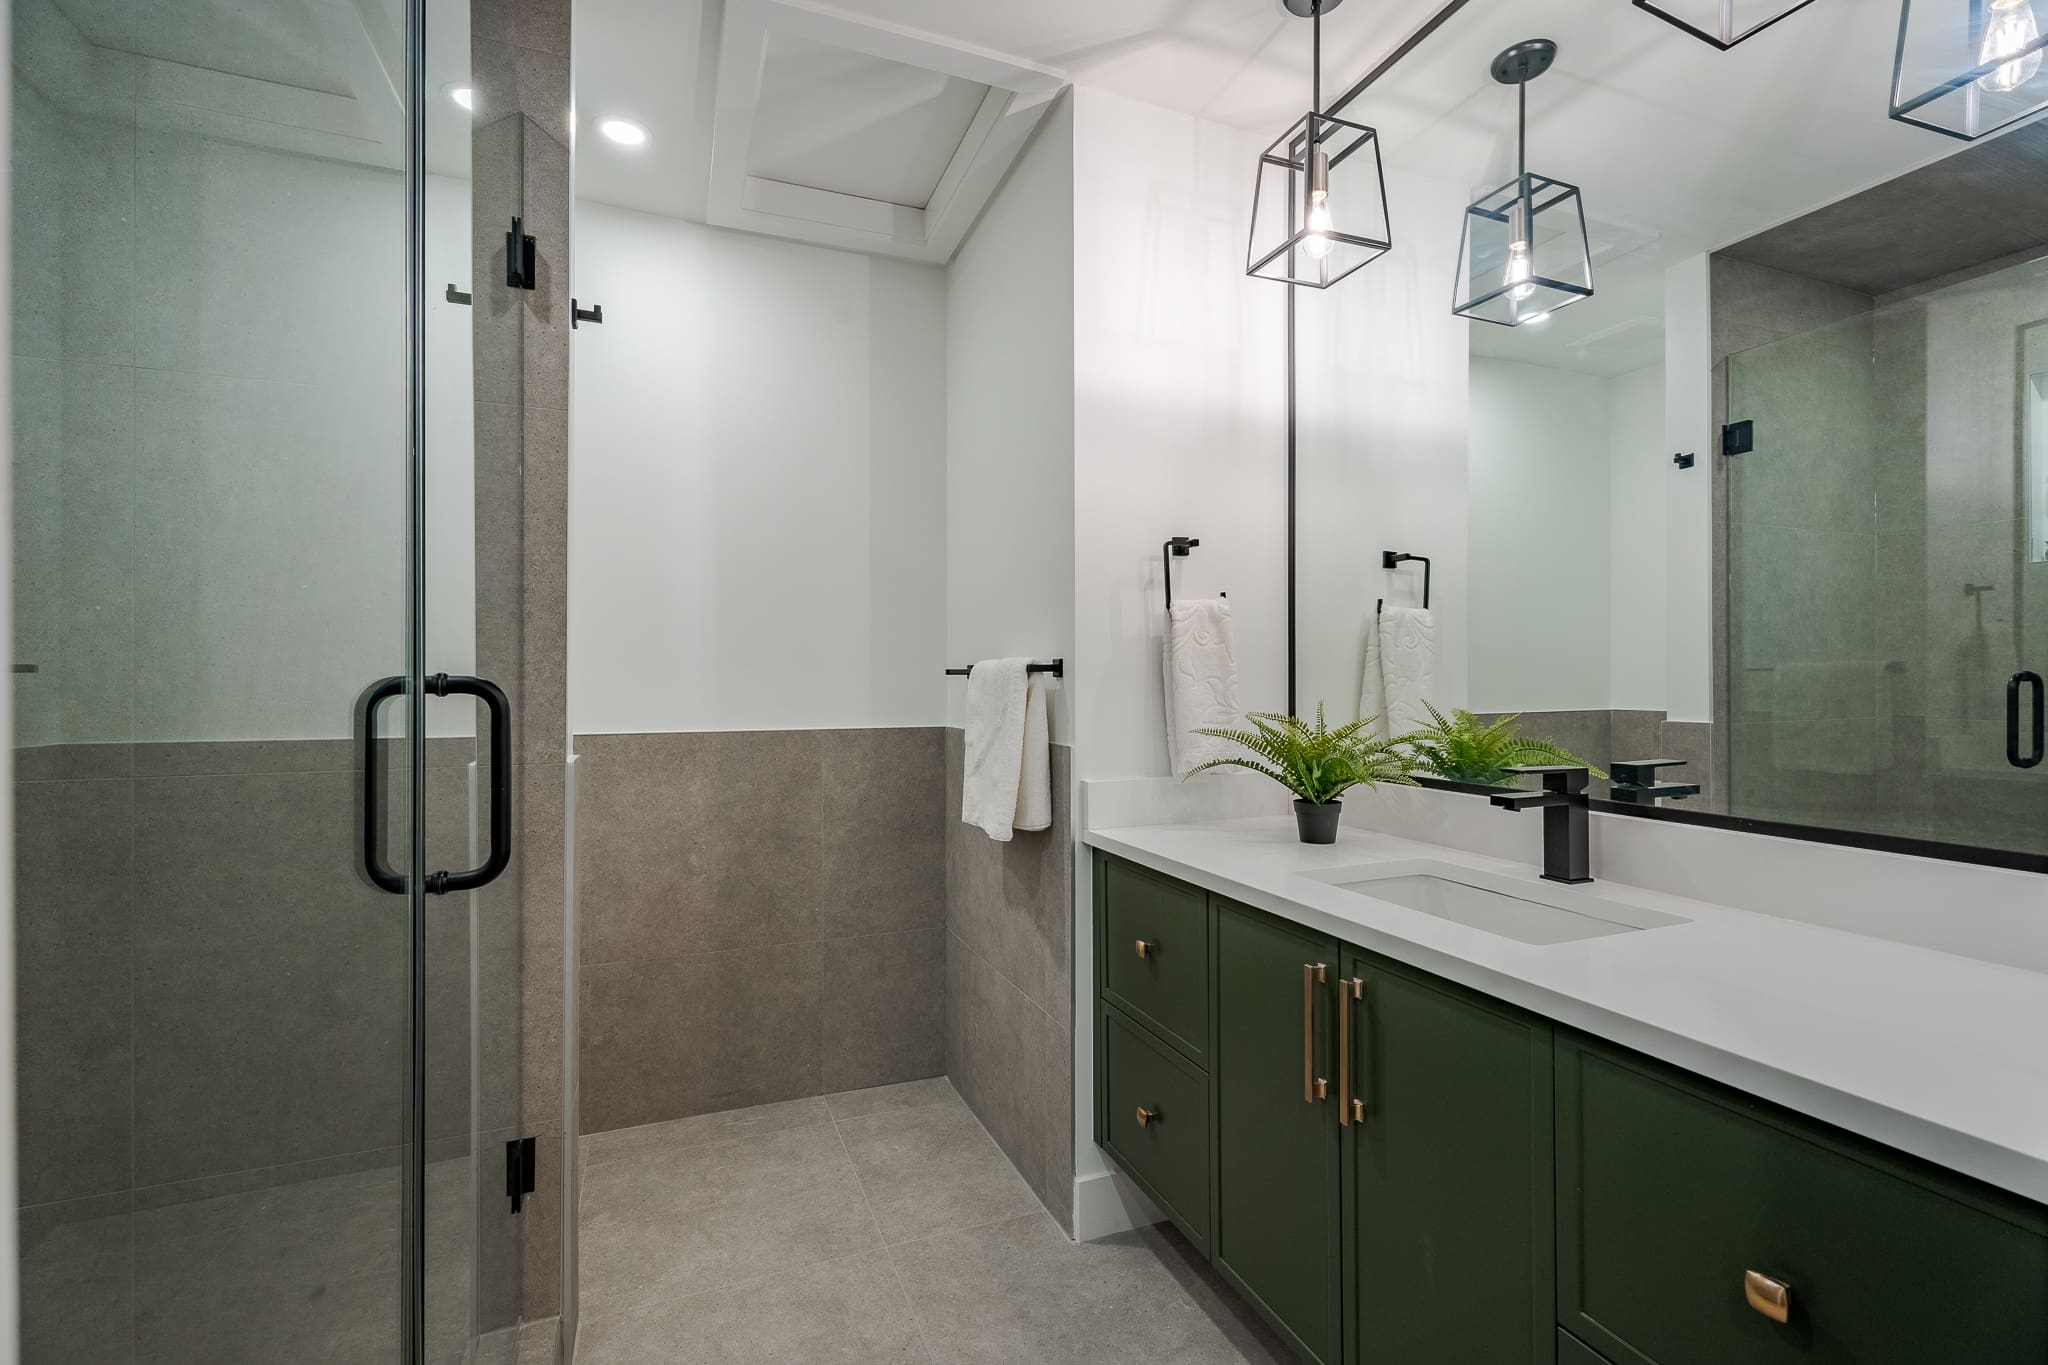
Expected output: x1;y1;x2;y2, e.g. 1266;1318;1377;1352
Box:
1084;825;2048;1207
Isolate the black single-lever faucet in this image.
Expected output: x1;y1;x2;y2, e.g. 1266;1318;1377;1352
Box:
1488;766;1593;884
1607;759;1700;805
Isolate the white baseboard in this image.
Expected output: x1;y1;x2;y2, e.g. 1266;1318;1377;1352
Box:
1071;1168;1165;1242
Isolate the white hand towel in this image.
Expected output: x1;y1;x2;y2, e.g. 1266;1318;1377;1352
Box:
1361;607;1435;740
962;658;1032;842
1014;676;1052;834
1164;599;1243;779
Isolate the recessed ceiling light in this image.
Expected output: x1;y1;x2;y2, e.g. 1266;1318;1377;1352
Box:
447;83;474;111
599;117;648;146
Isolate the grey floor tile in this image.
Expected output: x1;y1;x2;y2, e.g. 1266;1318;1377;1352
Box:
890;1213;1291;1365
826;1077;960;1122
132;1166;405;1365
575;1252;931;1365
20;1194;134;1365
579;1127;880;1317
583;1095;832;1167
837;1098;1040;1246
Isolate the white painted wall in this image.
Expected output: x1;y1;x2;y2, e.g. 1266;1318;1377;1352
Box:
1667;254;1716;722
1293;171;1473;724
944;96;1076;742
1070;85;1289;784
568;202;949;735
1467;358;1612;714
1068;83;1289;1221
1609;363;1669;710
9;91;477;745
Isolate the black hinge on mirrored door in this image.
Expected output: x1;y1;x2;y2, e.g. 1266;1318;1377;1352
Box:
506;1136;538;1212
357;672;514;894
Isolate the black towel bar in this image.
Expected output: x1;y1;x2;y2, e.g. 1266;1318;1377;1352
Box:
945;660;1064;678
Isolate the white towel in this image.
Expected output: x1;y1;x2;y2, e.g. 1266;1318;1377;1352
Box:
962;659;1051;841
1360;606;1435;741
1164;599;1243;779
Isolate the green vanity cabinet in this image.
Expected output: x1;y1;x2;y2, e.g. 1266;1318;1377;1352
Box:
1340;950;1554;1365
1092;853;2048;1365
1210;899;1344;1365
1557;1035;2048;1365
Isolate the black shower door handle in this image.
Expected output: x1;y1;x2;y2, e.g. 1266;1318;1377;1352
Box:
2009;671;2044;770
357;673;515;894
357;675;408;894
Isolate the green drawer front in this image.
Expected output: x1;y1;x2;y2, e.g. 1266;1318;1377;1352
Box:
1558;1330;1614;1365
1101;1004;1211;1248
1560;1038;2048;1365
1100;857;1209;1061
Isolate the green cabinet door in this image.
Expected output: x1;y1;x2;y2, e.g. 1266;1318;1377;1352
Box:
1341;952;1554;1365
1211;898;1342;1365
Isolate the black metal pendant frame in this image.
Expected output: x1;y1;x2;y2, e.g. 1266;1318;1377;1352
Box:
1891;0;2048;140
1631;0;1821;49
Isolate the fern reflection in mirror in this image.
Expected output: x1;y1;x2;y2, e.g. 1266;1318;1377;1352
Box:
1396;703;1606;788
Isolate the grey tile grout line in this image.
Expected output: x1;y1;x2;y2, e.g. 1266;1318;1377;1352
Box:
826;1110;944;1365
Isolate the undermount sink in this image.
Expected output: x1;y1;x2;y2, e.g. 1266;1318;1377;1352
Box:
1302;865;1689;946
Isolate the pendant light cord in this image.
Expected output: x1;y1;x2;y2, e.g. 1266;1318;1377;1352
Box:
1312;0;1323;116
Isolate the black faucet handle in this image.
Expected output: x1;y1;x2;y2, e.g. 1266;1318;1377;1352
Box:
1611;758;1687;788
1505;764;1590;796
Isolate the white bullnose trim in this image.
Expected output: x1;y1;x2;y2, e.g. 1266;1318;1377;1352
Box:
709;0;1065;263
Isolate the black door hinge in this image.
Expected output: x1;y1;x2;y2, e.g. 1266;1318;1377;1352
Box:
1721;419;1754;456
506;217;537;290
506;1135;538;1213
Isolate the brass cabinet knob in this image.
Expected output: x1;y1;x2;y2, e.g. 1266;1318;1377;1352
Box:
1135;939;1157;959
1744;1270;1790;1324
1135;1106;1161;1128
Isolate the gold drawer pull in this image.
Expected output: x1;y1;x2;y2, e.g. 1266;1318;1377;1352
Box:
1135;1106;1161;1128
1303;963;1328;1103
1744;1270;1790;1324
1338;977;1364;1126
1135;939;1157;959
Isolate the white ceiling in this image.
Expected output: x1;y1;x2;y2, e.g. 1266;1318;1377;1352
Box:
749;33;990;209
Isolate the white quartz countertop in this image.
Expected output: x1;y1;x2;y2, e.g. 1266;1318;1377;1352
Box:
1085;817;2048;1205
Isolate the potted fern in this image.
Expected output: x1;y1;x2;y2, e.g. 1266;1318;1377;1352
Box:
1395;704;1605;788
1188;705;1416;844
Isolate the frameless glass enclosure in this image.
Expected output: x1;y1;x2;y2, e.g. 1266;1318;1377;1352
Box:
10;0;520;1356
1726;256;2048;854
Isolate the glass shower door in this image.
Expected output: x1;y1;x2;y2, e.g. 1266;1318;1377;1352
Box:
1725;257;2048;857
9;0;514;1356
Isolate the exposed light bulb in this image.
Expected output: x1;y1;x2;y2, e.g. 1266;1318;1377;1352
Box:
1981;0;2044;93
1504;240;1536;304
1303;146;1335;262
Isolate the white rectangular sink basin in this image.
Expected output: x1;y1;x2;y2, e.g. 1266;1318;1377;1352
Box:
1302;865;1689;946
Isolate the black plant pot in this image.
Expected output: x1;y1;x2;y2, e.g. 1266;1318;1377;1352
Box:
1294;799;1342;845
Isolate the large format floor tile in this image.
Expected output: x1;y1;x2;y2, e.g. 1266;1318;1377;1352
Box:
577;1080;1287;1365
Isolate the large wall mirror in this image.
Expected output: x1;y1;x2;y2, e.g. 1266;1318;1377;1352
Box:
1293;0;2048;866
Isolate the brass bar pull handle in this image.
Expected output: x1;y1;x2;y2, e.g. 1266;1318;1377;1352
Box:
1303;962;1327;1103
1338;977;1364;1126
1135;1106;1160;1128
1135;939;1157;959
1744;1270;1790;1324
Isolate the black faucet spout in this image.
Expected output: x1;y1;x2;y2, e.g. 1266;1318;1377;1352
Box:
1490;766;1593;884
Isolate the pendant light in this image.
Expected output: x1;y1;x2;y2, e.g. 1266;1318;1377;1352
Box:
1630;0;1820;49
1452;40;1595;328
1246;0;1393;289
1893;0;2048;138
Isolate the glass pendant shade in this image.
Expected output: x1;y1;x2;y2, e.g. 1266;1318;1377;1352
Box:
1247;112;1392;289
1451;173;1594;327
1893;0;2048;138
1630;0;1820;48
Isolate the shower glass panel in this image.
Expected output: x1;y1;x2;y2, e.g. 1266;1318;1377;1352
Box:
9;0;514;1356
1726;257;2048;855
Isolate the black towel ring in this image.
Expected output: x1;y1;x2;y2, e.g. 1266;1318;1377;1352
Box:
1165;537;1225;611
1378;550;1432;615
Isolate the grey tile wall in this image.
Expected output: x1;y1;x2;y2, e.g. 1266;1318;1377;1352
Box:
943;729;1075;1234
574;729;947;1137
1475;710;1718;810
